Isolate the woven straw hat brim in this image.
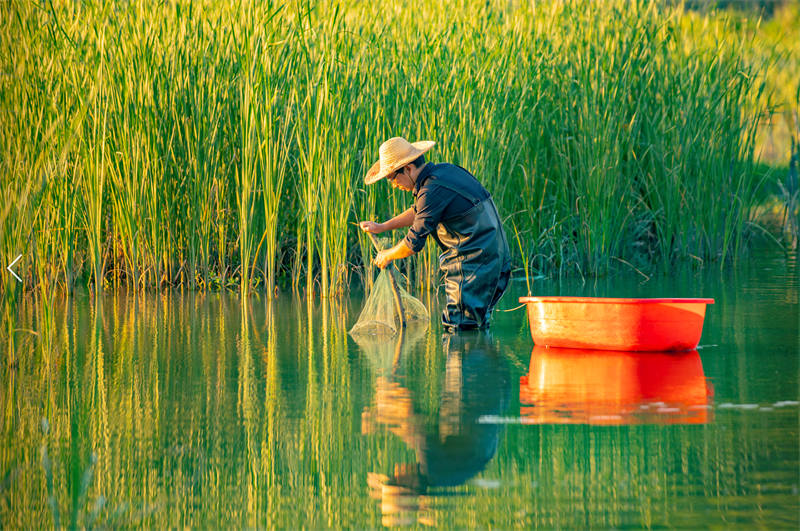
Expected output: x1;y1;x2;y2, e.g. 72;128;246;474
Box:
365;140;436;185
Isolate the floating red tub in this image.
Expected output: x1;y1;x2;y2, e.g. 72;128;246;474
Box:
518;296;714;351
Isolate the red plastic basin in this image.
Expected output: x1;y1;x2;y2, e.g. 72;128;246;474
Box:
519;296;714;351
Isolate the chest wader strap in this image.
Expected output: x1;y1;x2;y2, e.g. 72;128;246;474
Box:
424;172;486;214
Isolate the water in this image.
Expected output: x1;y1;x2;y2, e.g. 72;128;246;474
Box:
1;251;797;528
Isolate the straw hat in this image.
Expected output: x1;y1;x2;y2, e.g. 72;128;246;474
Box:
365;137;436;185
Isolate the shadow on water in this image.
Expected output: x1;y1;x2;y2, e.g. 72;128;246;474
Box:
358;330;509;527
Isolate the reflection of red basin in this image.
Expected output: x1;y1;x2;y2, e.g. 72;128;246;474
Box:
519;297;714;351
519;346;713;425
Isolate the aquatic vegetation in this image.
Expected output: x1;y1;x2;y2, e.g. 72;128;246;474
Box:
0;0;782;301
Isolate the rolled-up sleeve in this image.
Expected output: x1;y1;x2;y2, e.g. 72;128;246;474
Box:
403;186;451;253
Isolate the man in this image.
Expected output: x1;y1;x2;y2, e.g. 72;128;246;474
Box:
360;136;511;331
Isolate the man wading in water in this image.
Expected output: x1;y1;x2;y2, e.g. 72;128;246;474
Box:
360;137;511;332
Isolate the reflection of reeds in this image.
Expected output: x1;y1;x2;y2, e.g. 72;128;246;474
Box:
2;291;795;527
263;300;282;526
39;419;59;528
39;417;105;528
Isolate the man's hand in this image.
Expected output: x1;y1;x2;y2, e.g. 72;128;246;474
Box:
359;221;384;234
374;249;392;269
373;241;415;269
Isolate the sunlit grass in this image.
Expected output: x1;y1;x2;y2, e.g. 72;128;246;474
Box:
0;0;782;305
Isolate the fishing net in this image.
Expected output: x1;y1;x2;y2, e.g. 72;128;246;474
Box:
350;242;429;337
350;321;428;374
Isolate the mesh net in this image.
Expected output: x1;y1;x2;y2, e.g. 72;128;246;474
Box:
349;267;429;338
350;321;428;374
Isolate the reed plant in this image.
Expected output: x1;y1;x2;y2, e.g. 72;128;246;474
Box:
237;24;260;295
0;0;780;301
255;46;294;297
292;47;324;296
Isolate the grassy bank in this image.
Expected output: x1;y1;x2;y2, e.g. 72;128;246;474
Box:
0;0;782;298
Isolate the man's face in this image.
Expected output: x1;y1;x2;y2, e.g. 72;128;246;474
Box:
388;167;414;192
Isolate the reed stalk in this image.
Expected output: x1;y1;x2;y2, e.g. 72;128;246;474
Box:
237;21;259;296
255;37;293;298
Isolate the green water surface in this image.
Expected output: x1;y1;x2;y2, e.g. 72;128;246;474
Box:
1;252;797;528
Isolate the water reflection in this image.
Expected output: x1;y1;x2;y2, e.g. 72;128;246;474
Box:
359;332;509;527
1;257;797;528
520;346;713;425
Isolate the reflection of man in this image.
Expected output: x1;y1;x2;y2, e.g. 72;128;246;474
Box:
362;332;509;526
359;137;511;332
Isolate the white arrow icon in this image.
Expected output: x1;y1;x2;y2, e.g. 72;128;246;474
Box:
6;254;21;282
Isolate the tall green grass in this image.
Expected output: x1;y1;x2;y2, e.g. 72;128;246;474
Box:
0;0;777;300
